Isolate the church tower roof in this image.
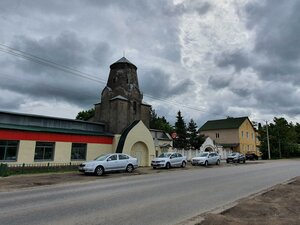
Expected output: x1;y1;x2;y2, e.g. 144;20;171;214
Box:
110;57;137;70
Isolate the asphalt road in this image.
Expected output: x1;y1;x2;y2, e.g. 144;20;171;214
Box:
1;160;300;225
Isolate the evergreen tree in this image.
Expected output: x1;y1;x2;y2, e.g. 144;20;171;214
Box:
294;123;300;144
174;111;188;149
187;119;198;149
259;117;300;159
187;119;206;149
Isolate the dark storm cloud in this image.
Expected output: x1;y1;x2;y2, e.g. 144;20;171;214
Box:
140;68;194;98
12;31;86;72
245;0;300;83
0;31;111;108
210;0;300;120
193;2;212;15
217;0;300;82
254;83;300;108
245;0;300;61
208;75;232;89
92;42;111;66
86;0;212;63
215;51;250;72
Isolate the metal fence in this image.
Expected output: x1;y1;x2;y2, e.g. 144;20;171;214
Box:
0;162;82;177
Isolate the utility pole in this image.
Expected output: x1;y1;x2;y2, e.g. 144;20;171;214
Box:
266;121;271;160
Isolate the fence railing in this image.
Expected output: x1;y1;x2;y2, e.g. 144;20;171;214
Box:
172;149;203;160
0;162;81;177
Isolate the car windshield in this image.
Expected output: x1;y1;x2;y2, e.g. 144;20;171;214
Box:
229;153;237;156
94;154;110;161
198;153;209;157
158;153;172;158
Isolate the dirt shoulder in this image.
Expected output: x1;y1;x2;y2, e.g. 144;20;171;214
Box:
194;176;300;225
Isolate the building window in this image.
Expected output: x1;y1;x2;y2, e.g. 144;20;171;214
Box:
71;143;87;160
0;140;19;161
246;132;249;138
252;133;254;139
34;142;55;161
216;133;220;138
241;131;244;138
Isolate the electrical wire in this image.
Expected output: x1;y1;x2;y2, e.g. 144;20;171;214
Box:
0;43;229;118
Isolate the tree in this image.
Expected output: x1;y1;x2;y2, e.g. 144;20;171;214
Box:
76;108;95;121
149;108;173;133
259;117;300;159
187;119;206;149
174;111;188;149
295;123;300;144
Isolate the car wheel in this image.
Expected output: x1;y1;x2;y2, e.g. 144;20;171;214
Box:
181;161;186;168
126;164;134;173
165;162;171;169
216;159;220;165
95;166;104;176
226;160;229;164
243;159;246;164
204;161;208;167
237;159;240;163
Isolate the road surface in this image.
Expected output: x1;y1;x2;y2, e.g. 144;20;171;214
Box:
0;160;299;225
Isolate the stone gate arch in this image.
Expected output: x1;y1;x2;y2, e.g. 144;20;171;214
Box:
115;120;155;166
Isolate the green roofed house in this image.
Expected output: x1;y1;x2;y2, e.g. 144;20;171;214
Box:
199;117;260;156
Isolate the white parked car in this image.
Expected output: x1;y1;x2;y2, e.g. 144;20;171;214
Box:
78;153;138;176
191;152;220;166
151;152;187;169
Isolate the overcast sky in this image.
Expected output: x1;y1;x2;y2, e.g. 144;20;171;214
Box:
0;0;299;127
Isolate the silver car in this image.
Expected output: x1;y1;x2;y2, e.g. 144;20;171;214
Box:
151;152;187;169
191;152;220;166
79;153;138;176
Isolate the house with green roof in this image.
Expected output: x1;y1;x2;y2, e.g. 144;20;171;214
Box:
199;117;259;155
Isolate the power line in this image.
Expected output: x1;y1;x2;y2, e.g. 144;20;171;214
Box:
0;72;99;102
0;44;106;84
0;43;228;117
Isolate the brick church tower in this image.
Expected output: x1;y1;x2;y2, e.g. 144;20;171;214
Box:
93;57;151;134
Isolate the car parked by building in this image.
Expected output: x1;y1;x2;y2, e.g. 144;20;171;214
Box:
151;152;187;169
226;152;246;163
191;152;220;166
78;153;138;176
245;152;259;160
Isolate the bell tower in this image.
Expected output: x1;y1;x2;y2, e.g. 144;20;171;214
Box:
93;57;151;134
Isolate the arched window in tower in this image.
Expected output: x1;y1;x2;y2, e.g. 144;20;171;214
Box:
133;101;137;115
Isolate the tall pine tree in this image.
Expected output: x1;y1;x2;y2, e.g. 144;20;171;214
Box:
174;111;188;149
187;119;206;149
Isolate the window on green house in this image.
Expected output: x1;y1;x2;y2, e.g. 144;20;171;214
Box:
71;143;87;160
0;140;19;161
34;142;55;161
